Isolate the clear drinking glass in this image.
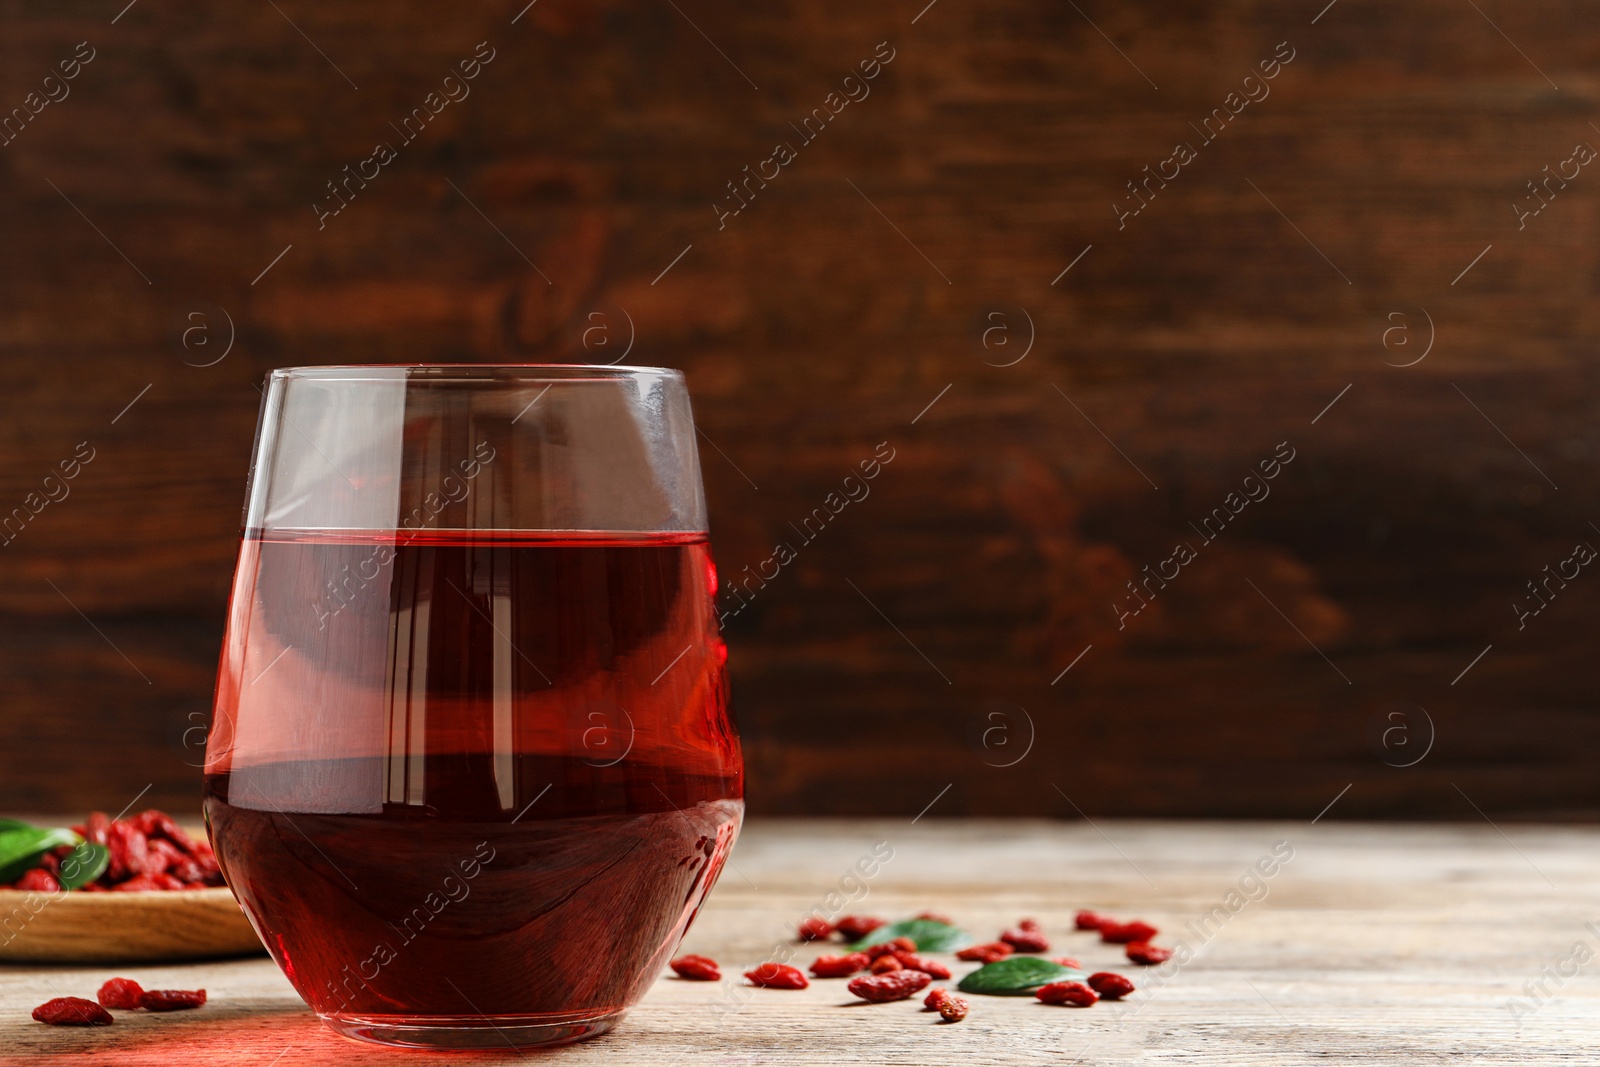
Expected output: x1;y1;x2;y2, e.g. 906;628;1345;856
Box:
203;365;743;1049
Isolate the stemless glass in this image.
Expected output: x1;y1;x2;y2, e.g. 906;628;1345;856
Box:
203;365;742;1049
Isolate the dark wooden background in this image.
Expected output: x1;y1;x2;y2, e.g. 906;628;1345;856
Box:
2;0;1597;820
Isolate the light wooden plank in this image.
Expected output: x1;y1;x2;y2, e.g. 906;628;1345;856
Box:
1;819;1593;1064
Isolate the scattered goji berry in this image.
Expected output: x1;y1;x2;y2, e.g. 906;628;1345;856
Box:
1087;972;1136;999
32;997;113;1026
1000;927;1050;952
864;937;917;960
923;987;951;1010
670;955;720;981
1125;942;1172;966
97;978;145;1010
955;941;1013;964
1099;920;1158;944
870;955;904;974
137;989;207;1012
744;963;808;989
891;952;952;979
796;916;833;941
1036;981;1098;1007
1052;957;1083;969
914;911;955;925
937;994;970;1023
16;868;60;893
1074;909;1111;931
809;952;870;978
1018;917;1041;932
833;915;885;941
847;969;932;1003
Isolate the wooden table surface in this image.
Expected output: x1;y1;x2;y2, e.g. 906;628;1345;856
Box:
1;818;1593;1065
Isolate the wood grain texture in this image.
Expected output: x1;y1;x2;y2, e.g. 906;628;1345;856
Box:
1;2;1599;817
0;887;261;964
2;819;1596;1064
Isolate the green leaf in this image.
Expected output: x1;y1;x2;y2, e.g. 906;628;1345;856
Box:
849;918;973;953
0;827;82;884
958;957;1086;996
57;842;110;890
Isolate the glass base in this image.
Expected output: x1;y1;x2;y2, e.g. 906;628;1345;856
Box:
320;1008;624;1049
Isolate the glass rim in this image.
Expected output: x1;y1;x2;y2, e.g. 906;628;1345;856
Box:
267;364;683;383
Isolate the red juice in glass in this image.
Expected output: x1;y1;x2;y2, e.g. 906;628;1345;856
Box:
204;367;742;1049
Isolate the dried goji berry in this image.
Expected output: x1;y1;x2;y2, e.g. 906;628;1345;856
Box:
1099;920;1158;944
16;868;60;893
923;987;951;1010
937;993;970;1022
112;874;165;892
169;859;209;886
1074;909;1111;931
146;838;188;875
796;916;833;941
135;810;192;849
955;941;1013;964
1125;942;1172;966
864;936;917;960
870;955;903;974
138;989;207;1012
1000;927;1050;952
1052;957;1082;969
177;845;223;887
32;997;113;1026
744;963;808;989
1018;917;1041;932
1087;972;1136;999
105;822;148;882
1036;981;1097;1007
809;952;870;978
670;954;720;981
847;969;932;1003
97;978;145;1010
892;952;952;979
83;811;110;847
833;915;885;941
914;911;955;925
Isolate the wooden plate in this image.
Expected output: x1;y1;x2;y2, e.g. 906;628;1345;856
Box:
0;887;265;963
